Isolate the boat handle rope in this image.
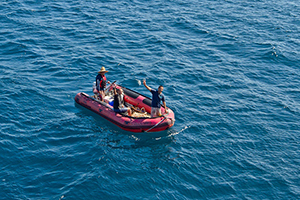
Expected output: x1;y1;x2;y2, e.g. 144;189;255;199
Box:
144;116;167;132
144;112;175;133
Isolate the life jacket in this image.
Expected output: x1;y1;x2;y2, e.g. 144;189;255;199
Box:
100;75;107;89
96;74;107;90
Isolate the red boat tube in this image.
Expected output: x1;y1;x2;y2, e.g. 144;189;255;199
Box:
74;85;175;132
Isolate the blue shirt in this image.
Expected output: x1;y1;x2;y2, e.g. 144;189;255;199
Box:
150;89;165;108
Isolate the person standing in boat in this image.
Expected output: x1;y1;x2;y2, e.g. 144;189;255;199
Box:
113;87;132;116
95;66;110;101
143;79;168;117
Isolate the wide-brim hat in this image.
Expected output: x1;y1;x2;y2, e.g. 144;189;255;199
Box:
98;66;108;73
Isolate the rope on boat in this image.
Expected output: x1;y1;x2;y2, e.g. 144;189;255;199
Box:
144;115;169;133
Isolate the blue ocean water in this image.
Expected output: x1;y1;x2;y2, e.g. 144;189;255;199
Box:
1;0;300;199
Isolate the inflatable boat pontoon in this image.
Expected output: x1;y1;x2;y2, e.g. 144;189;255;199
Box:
75;84;175;132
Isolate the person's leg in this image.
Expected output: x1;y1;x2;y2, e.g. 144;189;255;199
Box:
151;107;156;117
121;107;131;116
157;107;162;116
151;107;159;117
127;108;131;116
99;90;105;101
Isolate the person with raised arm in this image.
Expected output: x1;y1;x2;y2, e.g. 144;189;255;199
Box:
143;79;168;117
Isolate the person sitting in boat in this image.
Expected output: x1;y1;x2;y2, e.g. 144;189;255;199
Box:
95;66;110;101
113;87;132;116
143;79;168;117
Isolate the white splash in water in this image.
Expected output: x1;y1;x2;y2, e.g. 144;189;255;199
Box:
169;126;190;136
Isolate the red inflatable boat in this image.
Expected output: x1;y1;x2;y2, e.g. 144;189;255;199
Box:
74;84;175;132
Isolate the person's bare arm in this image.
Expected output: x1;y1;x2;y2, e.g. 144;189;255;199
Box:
163;101;168;113
143;79;152;91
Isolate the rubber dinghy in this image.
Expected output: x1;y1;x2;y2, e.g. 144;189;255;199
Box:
74;84;175;132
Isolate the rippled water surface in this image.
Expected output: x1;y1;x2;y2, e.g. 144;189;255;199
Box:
1;0;300;199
